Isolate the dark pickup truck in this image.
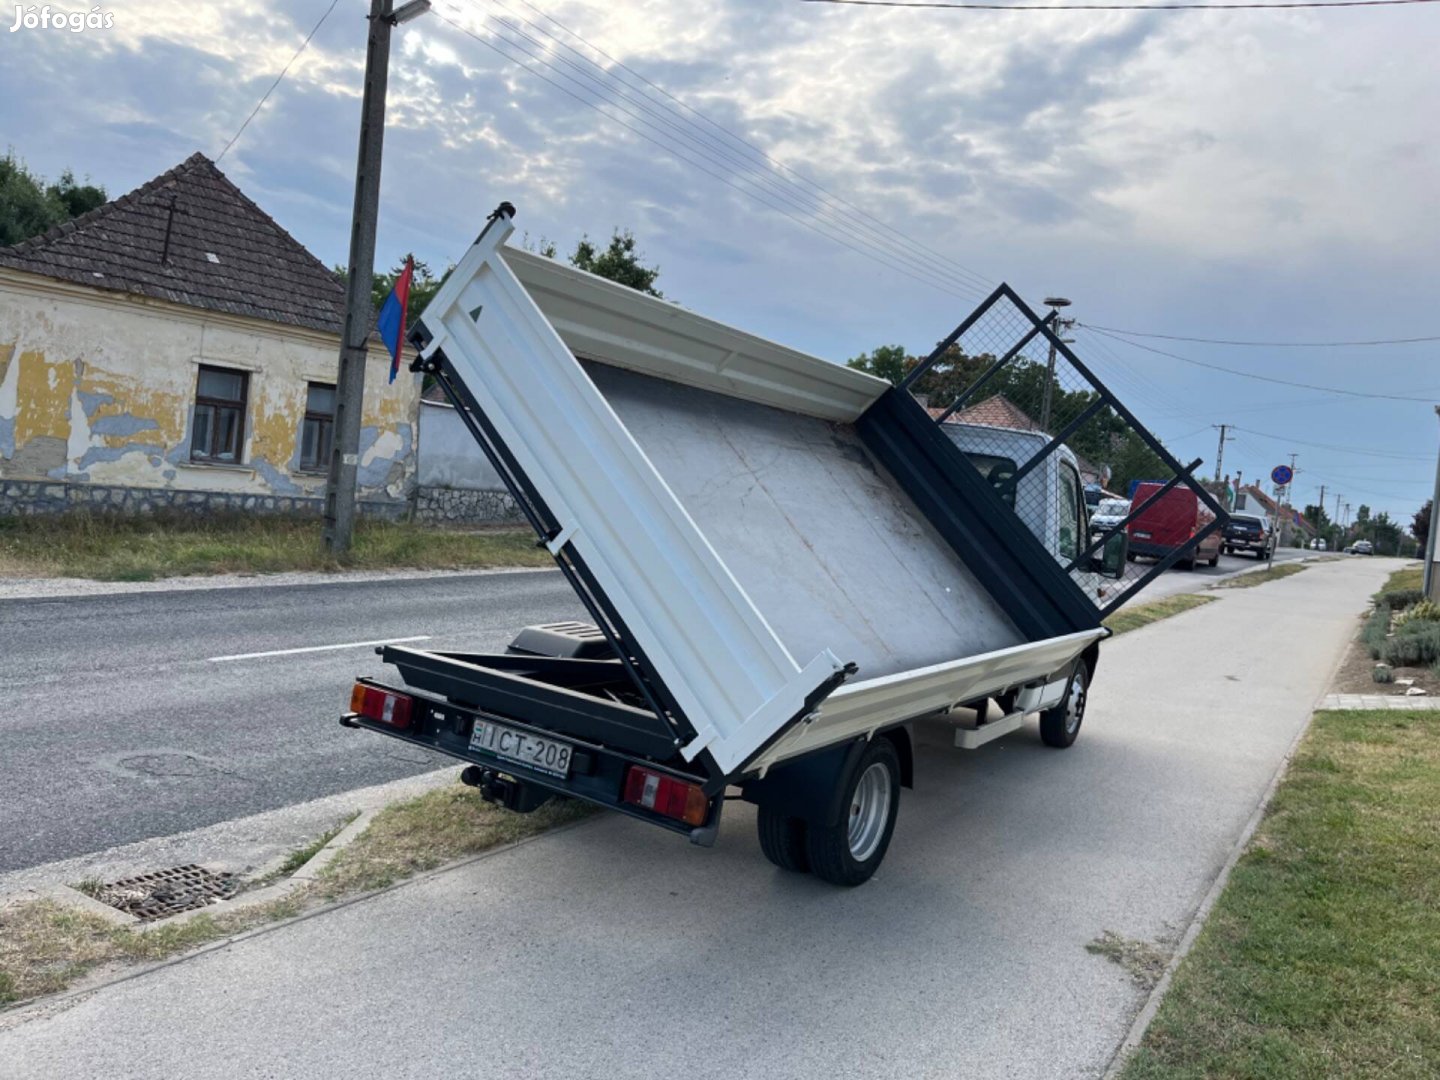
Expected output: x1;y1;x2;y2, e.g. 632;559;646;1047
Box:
1223;513;1274;559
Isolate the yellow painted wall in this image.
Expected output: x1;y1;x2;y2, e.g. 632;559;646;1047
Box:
0;271;419;501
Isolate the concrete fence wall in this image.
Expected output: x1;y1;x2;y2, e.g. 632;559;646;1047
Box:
413;400;524;526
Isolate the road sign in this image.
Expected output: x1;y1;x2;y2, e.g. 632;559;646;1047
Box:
1271;464;1293;486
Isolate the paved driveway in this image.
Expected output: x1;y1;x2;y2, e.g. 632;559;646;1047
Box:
0;558;1392;1079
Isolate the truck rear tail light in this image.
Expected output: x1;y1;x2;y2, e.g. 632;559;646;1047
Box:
622;767;709;826
350;683;414;730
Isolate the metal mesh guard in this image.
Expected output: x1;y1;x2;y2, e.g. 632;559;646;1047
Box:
902;285;1226;617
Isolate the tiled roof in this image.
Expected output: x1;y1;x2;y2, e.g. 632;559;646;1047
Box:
944;394;1044;432
0;153;346;335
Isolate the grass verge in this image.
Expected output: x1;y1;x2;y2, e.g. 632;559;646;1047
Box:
1121;709;1440;1079
0;511;550;581
1211;562;1306;589
1104;593;1217;636
0;785;592;1008
1381;565;1423;595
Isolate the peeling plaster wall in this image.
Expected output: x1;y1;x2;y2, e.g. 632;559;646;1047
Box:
0;272;419;504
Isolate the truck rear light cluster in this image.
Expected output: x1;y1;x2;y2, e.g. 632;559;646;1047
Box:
622;766;709;826
350;683;414;730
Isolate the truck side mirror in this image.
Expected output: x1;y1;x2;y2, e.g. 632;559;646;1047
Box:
1088;531;1128;579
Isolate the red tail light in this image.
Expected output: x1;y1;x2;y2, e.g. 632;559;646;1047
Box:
349;684;414;730
622;766;709;826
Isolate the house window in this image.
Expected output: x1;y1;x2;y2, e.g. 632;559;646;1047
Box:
300;383;336;472
191;365;248;463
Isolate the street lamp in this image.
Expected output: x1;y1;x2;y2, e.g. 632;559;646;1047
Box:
1040;297;1073;432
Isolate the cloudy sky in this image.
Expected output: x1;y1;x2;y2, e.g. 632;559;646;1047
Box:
3;0;1437;522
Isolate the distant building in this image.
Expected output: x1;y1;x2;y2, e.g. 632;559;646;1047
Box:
0;153;418;517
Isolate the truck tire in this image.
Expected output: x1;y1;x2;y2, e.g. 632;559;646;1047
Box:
756;805;810;873
804;738;901;887
1207;550;1220;567
1040;662;1088;748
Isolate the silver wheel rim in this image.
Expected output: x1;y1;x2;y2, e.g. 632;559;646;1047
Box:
848;761;892;862
1065;673;1087;735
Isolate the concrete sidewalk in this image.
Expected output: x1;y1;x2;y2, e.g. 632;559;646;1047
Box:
0;559;1391;1080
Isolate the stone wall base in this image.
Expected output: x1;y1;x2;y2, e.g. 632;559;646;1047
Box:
0;479;408;520
413;486;524;526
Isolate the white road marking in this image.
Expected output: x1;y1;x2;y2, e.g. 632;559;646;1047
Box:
207;635;431;663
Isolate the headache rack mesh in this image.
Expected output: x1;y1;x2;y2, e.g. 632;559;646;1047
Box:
900;284;1228;617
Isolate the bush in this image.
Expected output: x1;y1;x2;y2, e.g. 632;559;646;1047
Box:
1394;600;1440;628
1362;604;1392;660
1380;623;1440;668
1373;666;1394;684
1379;588;1425;611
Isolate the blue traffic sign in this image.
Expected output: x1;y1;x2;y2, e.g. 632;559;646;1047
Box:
1271;464;1293;486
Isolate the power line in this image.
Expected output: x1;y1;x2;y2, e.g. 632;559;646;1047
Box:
1086;326;1427;402
800;0;1440;10
462;0;987;299
216;0;343;164
1083;323;1440;348
432;7;989;300
1230;426;1431;462
497;0;997;296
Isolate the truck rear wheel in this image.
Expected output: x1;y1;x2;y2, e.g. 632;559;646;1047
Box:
1040;662;1088;748
756;805;810;873
805;738;901;886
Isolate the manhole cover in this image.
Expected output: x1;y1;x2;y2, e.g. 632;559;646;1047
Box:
93;865;240;921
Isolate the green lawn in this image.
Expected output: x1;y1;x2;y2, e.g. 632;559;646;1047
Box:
1122;709;1440;1078
1104;593;1217;636
1212;562;1306;589
0;512;549;580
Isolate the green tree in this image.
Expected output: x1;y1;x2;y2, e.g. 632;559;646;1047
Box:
569;229;661;296
1303;503;1331;532
0;155;106;247
1413;499;1431;550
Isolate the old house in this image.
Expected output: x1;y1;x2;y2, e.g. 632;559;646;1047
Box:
0;153;418;516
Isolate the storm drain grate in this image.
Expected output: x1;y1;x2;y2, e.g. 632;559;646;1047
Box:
94;864;240;921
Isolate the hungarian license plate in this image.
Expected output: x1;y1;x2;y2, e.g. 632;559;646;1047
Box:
468;719;573;778
1134;531;1152;539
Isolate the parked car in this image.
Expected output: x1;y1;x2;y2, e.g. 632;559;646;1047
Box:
1090;497;1131;539
1127;483;1222;570
1309;538;1328;551
1222;513;1274;559
1352;539;1373;556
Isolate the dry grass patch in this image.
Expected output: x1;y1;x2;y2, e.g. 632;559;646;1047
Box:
1211;562;1306;589
1104;593;1217;636
318;784;594;897
0;511;549;581
1087;930;1170;989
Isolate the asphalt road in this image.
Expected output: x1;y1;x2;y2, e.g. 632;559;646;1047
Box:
1133;544;1311;601
0;570;583;874
0;547;1319;876
0;557;1394;1079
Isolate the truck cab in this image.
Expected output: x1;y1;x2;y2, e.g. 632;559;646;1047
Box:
940;422;1090;568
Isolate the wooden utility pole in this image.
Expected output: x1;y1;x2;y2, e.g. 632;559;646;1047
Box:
1213;424;1233;483
324;0;430;554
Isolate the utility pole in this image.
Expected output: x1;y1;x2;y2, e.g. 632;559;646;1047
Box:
1213;424;1233;482
1039;296;1073;432
323;0;431;555
1425;405;1440;601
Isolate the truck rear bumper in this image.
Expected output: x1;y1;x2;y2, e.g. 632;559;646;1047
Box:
343;679;720;843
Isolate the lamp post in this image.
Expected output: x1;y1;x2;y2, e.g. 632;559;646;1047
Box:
1039;296;1072;432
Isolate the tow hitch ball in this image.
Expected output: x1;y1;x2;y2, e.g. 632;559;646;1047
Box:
460;765;552;814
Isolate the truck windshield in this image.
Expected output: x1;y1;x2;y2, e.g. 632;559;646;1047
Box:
962;453;1018;509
